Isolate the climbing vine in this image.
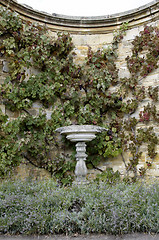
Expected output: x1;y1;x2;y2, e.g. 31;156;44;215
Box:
0;6;158;183
119;25;159;181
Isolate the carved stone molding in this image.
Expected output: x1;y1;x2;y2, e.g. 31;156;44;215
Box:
1;0;159;33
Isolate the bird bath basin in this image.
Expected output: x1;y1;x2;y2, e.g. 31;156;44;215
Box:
56;125;106;184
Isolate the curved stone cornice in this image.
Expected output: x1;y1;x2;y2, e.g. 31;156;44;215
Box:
1;0;159;33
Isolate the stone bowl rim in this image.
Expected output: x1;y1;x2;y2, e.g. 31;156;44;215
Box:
56;124;106;134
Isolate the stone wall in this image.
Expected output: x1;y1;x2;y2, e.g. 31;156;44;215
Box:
0;0;159;180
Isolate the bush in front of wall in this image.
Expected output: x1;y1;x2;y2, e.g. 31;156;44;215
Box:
0;179;159;235
94;167;121;184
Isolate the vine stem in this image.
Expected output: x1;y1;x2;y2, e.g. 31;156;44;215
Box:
90;161;103;172
121;152;127;169
22;108;32;115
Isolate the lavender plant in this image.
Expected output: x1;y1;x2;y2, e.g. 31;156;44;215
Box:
0;180;159;235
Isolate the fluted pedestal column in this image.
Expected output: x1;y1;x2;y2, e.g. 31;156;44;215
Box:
75;142;88;184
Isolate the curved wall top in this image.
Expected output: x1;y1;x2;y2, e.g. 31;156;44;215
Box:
1;0;159;33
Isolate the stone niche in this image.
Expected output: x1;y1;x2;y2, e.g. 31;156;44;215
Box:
0;0;159;180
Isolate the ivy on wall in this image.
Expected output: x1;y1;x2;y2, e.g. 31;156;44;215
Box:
0;6;158;183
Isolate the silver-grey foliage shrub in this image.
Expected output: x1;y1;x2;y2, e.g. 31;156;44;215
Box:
0;180;159;235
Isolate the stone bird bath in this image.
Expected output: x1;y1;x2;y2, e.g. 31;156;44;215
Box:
56;125;106;184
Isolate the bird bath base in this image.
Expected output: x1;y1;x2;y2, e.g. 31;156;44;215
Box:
74;142;88;184
56;125;106;184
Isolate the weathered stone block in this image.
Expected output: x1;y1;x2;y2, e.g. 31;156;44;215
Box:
32;101;43;109
0;104;5;114
0;72;7;83
5;109;20;118
46;111;52;120
13;161;51;180
2;60;9;73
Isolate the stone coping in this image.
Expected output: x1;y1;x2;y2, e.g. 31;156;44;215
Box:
1;0;159;33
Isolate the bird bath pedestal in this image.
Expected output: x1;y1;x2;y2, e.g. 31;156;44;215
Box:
56;125;106;184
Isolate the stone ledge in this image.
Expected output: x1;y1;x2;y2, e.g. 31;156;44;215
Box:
0;0;159;33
